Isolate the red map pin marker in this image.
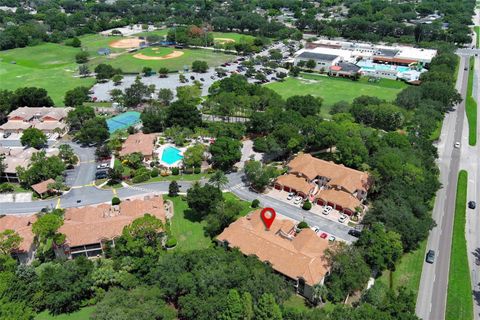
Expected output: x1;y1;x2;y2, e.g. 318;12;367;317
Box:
260;207;276;230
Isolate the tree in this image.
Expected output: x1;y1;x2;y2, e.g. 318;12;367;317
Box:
355;223;403;272
186;182;223;219
166;100;202;129
158;88;173;106
140;106;167;133
176;84;202;105
58;144;77;165
183;143;205;168
75;51;89;64
20;128;47;149
158;67;169;78
67;105;95;131
112;74;123;85
118;214;164;255
95;64;121;81
78;64;90;77
209;137;241;171
205;198;242;236
92;286;175;320
286;95;322;117
0;229;22;254
64;86;90;107
168;180;180;197
244;160;278;191
11;87;53;108
32;213;65;256
17;152;65;186
208;170;228;190
67;37;81;47
255;293;282;320
220;289;244;320
123;78;150;108
75;117;109;145
192;60;209;73
142;66;153;76
305;59;316;69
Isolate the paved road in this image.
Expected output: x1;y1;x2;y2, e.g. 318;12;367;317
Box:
415;54;469;319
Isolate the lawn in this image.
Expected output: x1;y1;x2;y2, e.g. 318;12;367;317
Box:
466;56;477;146
167;195;212;251
475;26;480;48
90;47;236;73
223;192;252;217
446;170;473;320
378;239;427;298
136;47;175;57
266;74;407;116
0;43;95;105
282;294;310;312
77;34;125;56
211;32;255;43
35;306;96;320
144;172;210;183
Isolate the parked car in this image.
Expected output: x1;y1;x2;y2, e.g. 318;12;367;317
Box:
3;132;11;138
426;249;435;264
287;192;295;200
293;196;303;205
348;229;362;237
95;170;108;179
328;235;336;242
454;141;460;148
338;215;348;223
200;78;205;82
190;76;195;80
469;201;476;209
320;232;328;239
312;226;320;233
322;206;333;215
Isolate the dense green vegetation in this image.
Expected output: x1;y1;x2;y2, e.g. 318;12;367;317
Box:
446;170;473;320
466;56;477;146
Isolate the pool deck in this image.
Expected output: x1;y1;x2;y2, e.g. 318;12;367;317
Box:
156;144;186;168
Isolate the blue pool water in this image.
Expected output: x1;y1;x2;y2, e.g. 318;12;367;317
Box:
162;146;183;165
106;111;141;133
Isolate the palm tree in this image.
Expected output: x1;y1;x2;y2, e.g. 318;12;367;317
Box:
208;170;228;190
312;284;328;305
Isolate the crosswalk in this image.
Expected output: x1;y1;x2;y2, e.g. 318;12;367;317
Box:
227;183;245;191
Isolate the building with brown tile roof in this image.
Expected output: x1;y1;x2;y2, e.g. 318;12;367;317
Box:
119;132;158;161
274;153;370;215
58;195;166;258
217;210;330;301
0;147;59;182
31;178;55;198
1;107;72;135
0;215;37;263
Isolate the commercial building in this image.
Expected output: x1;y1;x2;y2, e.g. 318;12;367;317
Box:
119;132;158;161
0;107;72;136
274;153;370;216
57;195;166;259
0;215;37;264
0;147;59;182
217;210;330;301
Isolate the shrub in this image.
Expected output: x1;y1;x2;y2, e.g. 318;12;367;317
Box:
171;167;180;175
297;221;309;229
302;200;312;210
132;173;150;183
165;237;177;248
112;197;121;205
194;167;201;174
151;168;159;177
251;199;260;208
0;183;15;193
183;168;193;174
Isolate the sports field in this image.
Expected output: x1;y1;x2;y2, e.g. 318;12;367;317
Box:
91;47;235;73
0;43;95;105
266;73;407;116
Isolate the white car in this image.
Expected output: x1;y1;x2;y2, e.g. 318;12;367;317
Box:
454;142;460;148
322;206;333;215
328;235;336;242
338;215;348;223
287;192;295;200
312;226;320;233
294;196;303;205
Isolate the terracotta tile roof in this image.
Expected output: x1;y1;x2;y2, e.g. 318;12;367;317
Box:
0;215;37;253
276;174;315;195
372;56;416;64
316;189;361;211
0;121;32;130
0;147;59;174
119;133;157;158
59;195;166;247
217;210;330;286
287;153;370;193
7;107;72;122
33;121;66;131
31;178;55;195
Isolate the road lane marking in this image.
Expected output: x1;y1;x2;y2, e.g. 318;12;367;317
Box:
112;188;117;196
55;198;61;209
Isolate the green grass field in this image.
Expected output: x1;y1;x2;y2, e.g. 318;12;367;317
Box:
211;32;255;43
378;239;427;298
266;74;407;116
35;306;96;320
137;47;175;57
466;56;477;146
77;34;125;56
446;170;473;320
0;43;95;105
91;47;235;73
475;26;480;48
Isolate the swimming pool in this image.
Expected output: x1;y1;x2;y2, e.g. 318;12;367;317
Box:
106;111;141;133
161;146;183;165
357;61;411;73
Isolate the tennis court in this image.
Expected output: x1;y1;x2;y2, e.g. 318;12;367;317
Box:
106;111;141;133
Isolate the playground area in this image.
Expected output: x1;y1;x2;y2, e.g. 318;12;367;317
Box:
106;111;141;133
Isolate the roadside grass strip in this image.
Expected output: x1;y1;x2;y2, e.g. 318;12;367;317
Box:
466;56;477;146
446;170;473;320
475;26;480;48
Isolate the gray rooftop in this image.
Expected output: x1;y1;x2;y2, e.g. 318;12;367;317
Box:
297;51;339;61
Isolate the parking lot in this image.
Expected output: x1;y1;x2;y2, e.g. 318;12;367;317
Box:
266;188;353;226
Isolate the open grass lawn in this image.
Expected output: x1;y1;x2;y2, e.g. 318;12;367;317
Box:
35;306;96;320
137;47;175;57
77;34;125;56
378;239;427;298
211;32;255;43
0;43;95;105
91;47;235;73
135;29;169;38
223;192;252;217
266;74;407;117
466;56;477;146
167;195;212;251
282;294;311;312
144;172;210;183
446;170;473;320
